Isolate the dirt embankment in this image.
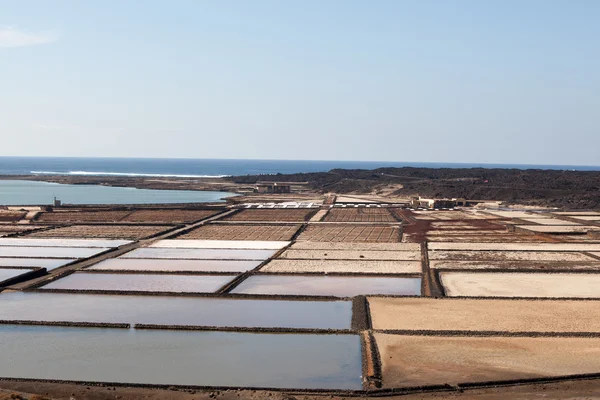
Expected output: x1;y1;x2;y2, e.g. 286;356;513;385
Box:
229;167;600;209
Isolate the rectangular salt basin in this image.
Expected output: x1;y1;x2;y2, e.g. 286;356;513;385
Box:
483;211;544;218
88;259;261;273
429;242;600;252
0;258;72;270
121;248;276;260
570;216;600;221
232;275;421;297
262;259;422;274
375;334;600;388
368;297;600;333
439;272;600;298
279;249;421;261
291;242;420;251
0;246;109;259
150;240;289;250
553;211;600;216
519;218;580;226
0;238;131;248
517;225;600;233
0;268;36;284
0;325;362;390
0;292;352;329
429;260;600;271
428;251;595;262
41;272;236;293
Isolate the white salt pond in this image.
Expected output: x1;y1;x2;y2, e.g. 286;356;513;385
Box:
41;272;236;293
0;292;352;329
150;240;290;250
0;238;131;248
0;268;36;284
121;248;276;260
88;259;260;273
0;325;362;389
0;246;109;259
232;275;421;297
0;258;72;270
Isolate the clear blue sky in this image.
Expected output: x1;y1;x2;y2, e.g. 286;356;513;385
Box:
1;0;599;165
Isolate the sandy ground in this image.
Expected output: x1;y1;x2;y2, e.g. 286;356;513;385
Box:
429;242;600;251
483;211;544;218
278;249;421;260
519;218;580;225
2;379;600;400
368;297;600;332
517;225;600;233
569;215;600;221
261;259;422;274
429;260;600;271
553;211;600;216
439;271;600;298
426;235;550;243
425;230;507;235
428;250;595;262
309;209;329;222
290;242;420;251
375;334;600;388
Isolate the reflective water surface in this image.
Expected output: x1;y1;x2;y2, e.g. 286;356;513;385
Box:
0;258;72;270
232;275;422;297
41;272;236;293
0;268;35;284
88;258;260;273
121;248;276;260
0;325;363;389
0;246;108;259
0;239;131;248
0;292;352;329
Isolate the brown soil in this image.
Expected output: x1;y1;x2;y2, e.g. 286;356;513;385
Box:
297;225;401;243
24;225;173;239
177;224;301;241
368;297;600;332
224;209;317;222
323;208;397;223
375;334;600;388
121;209;221;223
3;379;600;400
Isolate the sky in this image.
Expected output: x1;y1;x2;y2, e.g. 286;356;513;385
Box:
1;0;599;165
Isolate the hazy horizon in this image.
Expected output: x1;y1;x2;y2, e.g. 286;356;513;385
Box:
2;1;599;165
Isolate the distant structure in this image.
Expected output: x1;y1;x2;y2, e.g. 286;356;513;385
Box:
411;196;466;209
254;182;292;194
53;197;62;207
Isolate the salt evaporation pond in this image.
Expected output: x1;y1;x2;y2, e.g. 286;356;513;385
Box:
0;238;131;248
0;246;109;259
0;268;35;284
121;248;276;260
0;325;363;389
0;292;353;329
41;272;236;293
0;258;72;270
88;258;261;273
232;275;422;297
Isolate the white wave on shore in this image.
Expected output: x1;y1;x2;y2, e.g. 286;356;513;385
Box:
30;170;230;178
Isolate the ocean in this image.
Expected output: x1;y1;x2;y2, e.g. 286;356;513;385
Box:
1;157;599;177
